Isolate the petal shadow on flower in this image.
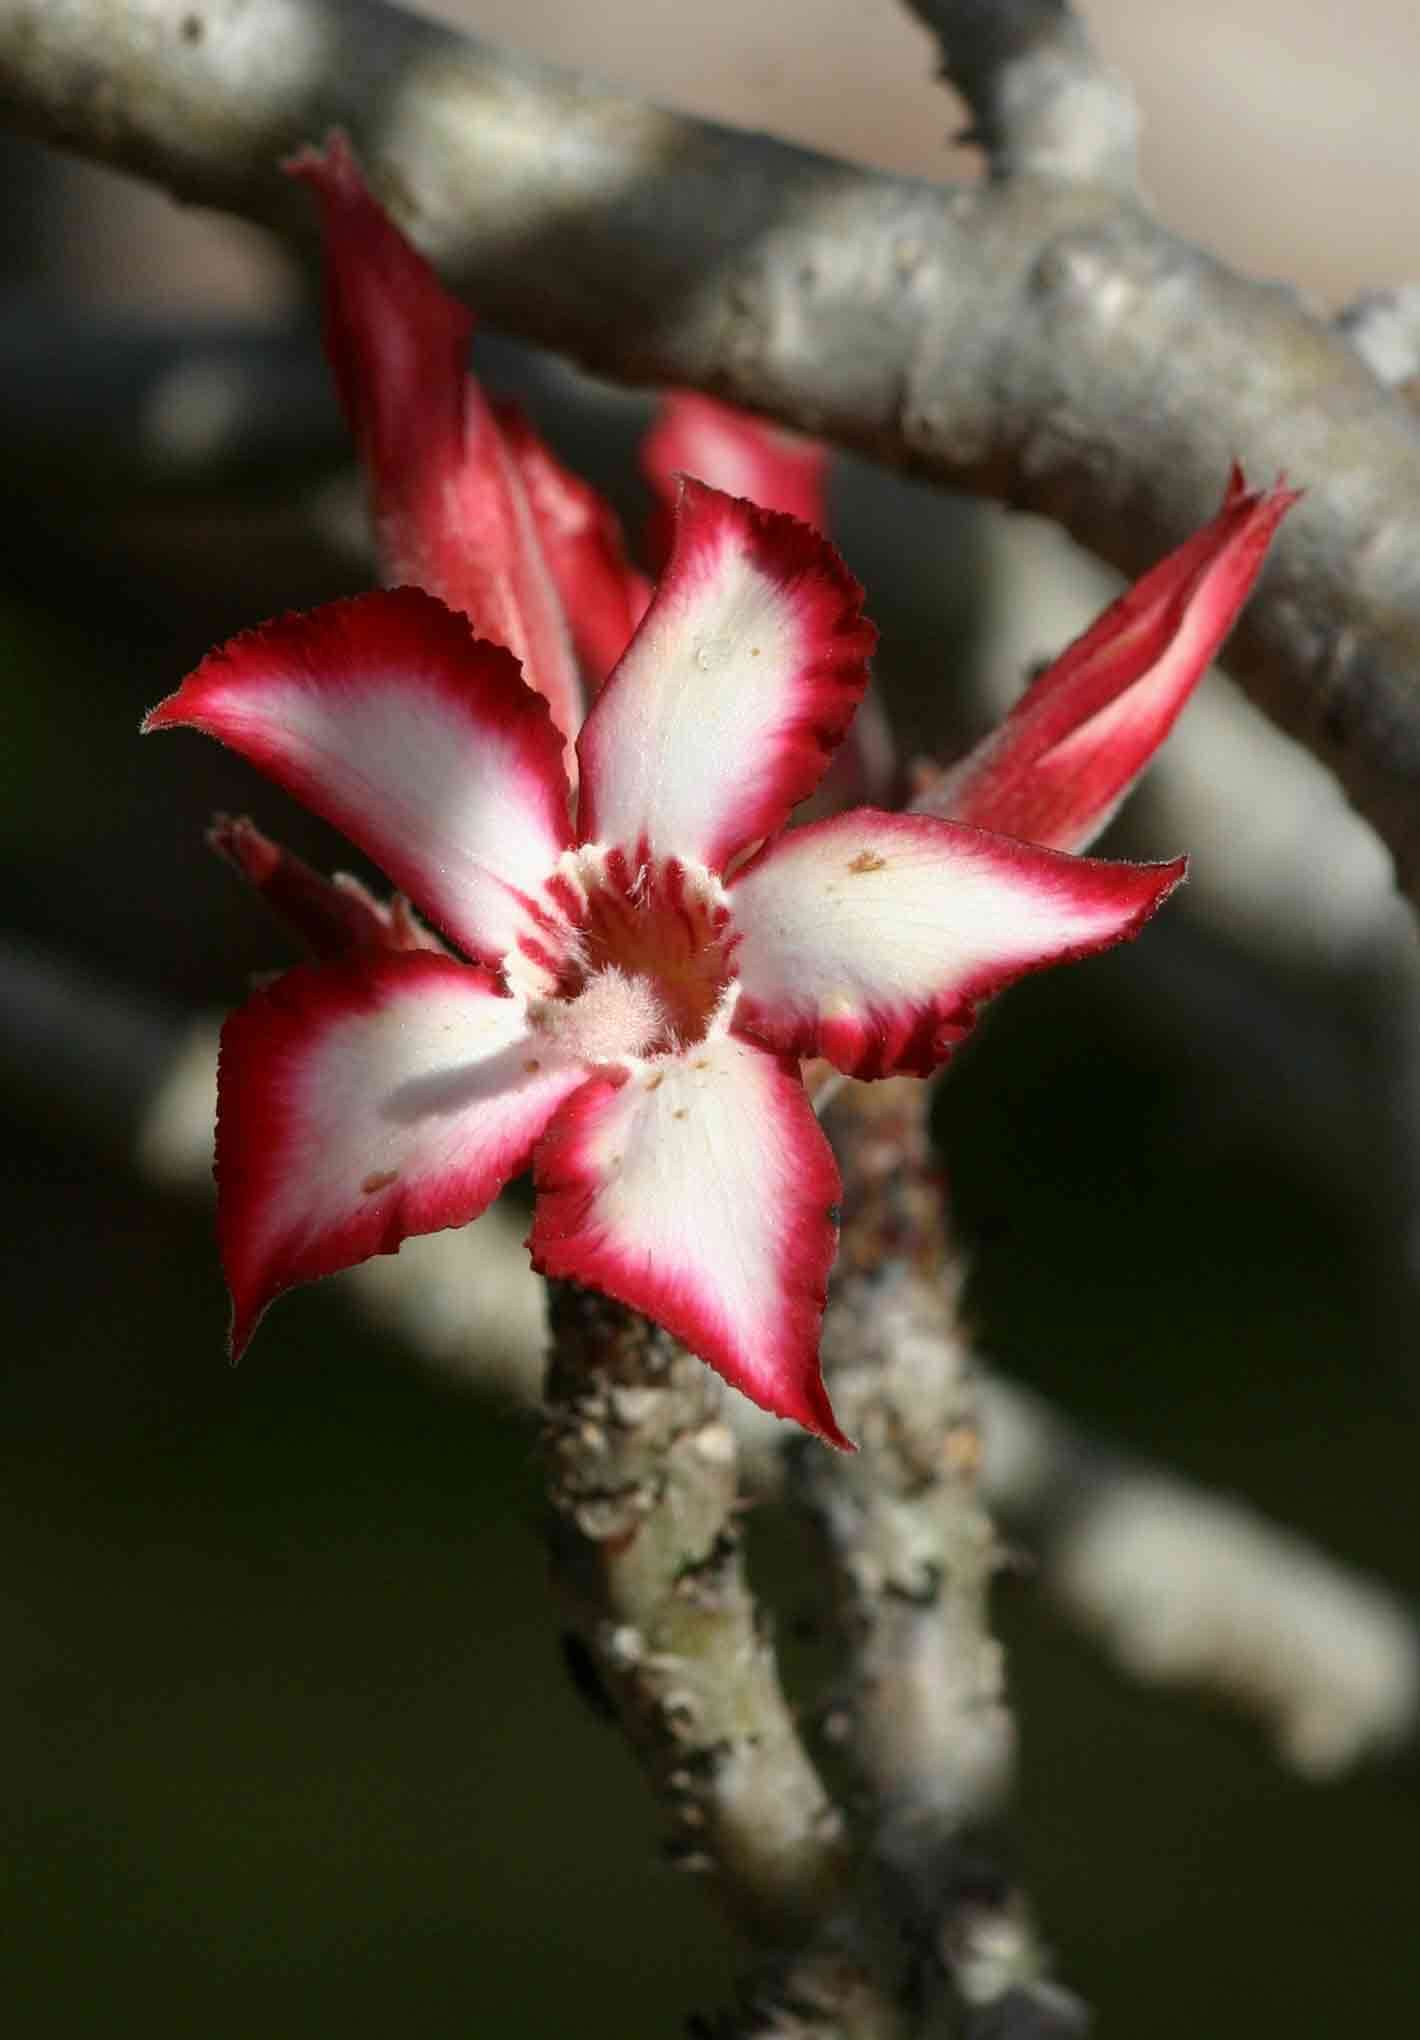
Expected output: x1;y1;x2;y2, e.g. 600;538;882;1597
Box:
380;1034;555;1127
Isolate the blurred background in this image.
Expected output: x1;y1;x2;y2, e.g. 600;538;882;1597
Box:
3;2;1419;2032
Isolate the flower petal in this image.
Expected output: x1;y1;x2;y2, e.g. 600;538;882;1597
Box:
641;391;829;565
577;480;876;871
145;588;572;966
731;810;1186;1078
928;469;1298;851
218;951;585;1358
529;1036;848;1446
286;134;584;750
492;398;651;690
641;401;895;808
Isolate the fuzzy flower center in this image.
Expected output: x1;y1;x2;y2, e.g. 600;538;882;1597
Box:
517;846;739;1063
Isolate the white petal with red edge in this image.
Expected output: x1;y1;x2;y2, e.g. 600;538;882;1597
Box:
217;951;586;1358
576;481;875;873
731;810;1185;1078
146;588;572;966
529;1037;848;1446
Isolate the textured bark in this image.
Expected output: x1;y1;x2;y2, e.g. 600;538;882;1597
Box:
799;1079;1084;2037
4;1;1420;901
543;1282;852;1948
543;1282;920;2033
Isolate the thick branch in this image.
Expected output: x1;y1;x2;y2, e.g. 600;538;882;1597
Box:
4;2;1420;901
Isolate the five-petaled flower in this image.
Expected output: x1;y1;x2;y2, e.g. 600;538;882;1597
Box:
146;482;1189;1448
142;138;1294;1448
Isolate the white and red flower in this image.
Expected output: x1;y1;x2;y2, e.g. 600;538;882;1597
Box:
145;138;1297;1447
147;480;1186;1446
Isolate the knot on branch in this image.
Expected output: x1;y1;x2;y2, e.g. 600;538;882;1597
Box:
906;0;1139;188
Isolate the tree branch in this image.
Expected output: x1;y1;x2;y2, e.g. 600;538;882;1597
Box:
796;1077;1084;2036
543;1283;914;2037
4;1;1420;901
543;1283;854;1946
1337;286;1420;400
980;1375;1420;1779
901;0;1138;187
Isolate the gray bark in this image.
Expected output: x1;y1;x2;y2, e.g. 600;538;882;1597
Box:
797;1077;1084;2036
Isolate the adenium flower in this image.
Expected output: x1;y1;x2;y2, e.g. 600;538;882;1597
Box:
147;137;1293;1447
145;480;1187;1447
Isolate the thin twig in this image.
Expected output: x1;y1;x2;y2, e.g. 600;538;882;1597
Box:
4;0;1420;899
